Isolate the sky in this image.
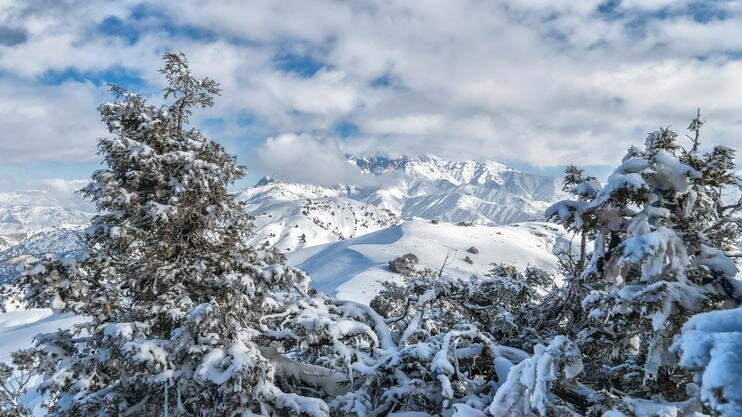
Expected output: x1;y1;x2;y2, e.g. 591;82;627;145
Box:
1;0;741;200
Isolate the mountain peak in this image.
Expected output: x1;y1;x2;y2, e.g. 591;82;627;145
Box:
346;154;518;187
255;175;279;187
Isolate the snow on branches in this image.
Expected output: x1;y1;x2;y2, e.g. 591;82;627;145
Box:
14;53;319;417
547;120;741;415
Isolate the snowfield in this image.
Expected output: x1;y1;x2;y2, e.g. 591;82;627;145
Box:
0;309;84;365
0;309;86;415
243;194;400;252
0;220;569;378
288;219;569;303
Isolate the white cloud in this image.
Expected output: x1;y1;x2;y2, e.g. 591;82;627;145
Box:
0;80;106;164
39;178;88;195
0;177;93;211
38;178;92;210
250;133;381;186
0;0;741;180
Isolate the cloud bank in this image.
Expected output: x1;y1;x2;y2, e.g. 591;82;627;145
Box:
1;0;741;187
250;133;382;187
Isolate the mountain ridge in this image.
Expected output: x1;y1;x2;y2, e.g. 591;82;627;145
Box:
243;154;566;230
1;155;566;277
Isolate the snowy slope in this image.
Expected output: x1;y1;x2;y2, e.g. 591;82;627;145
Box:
0;309;85;364
0;235;12;251
0;309;87;414
0;225;86;284
350;155;565;224
238;181;400;251
246;196;400;252
287;219;569;304
239;179;344;206
0;191;93;239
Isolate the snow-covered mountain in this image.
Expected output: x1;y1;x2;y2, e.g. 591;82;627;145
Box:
287;219;568;303
350;155;565;224
0;155;564;279
0;191;93;239
0;191;92;282
238;180;400;251
0;225;86;284
236;155;565;251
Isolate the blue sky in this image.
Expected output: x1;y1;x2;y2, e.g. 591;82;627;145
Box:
1;0;741;201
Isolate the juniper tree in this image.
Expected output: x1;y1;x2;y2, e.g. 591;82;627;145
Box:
261;260;577;417
547;120;741;415
540;165;602;337
17;53;326;417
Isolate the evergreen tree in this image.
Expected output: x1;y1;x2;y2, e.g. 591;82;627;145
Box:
540;166;602;338
17;53;326;417
547;121;741;415
264;260;577;417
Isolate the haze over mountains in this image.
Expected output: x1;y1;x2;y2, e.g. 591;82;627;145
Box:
0;191;92;239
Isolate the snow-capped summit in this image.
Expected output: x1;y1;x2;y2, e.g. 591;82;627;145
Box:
349;155;566;225
0;191;93;239
351;154;513;186
235;155;565;251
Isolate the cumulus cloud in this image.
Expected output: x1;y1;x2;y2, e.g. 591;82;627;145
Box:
1;0;741;182
39;178;87;195
250;133;382;186
38;178;92;210
0;80;107;164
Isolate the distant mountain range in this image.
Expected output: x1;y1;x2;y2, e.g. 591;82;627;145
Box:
349;155;565;224
0;225;86;284
237;155;565;251
0;155;566;282
0;191;92;239
0;191;92;283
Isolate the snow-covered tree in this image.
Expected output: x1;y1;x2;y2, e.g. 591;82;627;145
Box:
671;307;742;417
16;53;326;417
0;350;36;417
547;121;741;415
261;259;579;417
534;166;604;341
